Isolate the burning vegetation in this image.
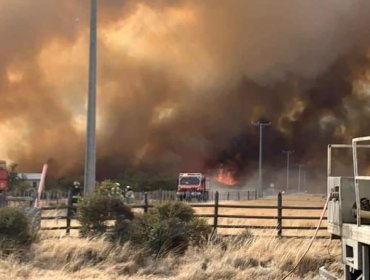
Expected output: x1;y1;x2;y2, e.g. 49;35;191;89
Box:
216;167;237;186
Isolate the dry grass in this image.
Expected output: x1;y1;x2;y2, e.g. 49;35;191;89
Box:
1;195;342;279
0;233;342;280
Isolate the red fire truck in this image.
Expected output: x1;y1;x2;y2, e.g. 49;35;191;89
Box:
0;161;7;194
176;173;209;201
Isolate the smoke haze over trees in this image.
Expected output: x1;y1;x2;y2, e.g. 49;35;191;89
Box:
1;1;370;187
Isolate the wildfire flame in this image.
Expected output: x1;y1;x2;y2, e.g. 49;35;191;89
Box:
217;168;237;186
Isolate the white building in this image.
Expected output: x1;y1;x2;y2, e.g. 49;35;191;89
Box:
17;173;42;188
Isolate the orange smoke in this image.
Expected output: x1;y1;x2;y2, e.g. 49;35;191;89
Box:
217;168;237;186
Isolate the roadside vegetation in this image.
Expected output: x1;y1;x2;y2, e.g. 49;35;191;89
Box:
0;207;34;253
0;182;342;279
76;181;211;255
0;233;342;280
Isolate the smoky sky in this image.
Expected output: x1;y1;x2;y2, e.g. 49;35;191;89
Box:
1;0;370;182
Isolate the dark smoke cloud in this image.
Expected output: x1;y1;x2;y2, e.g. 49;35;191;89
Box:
1;1;370;188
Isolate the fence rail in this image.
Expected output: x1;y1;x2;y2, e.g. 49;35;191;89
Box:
7;189;258;206
39;191;327;238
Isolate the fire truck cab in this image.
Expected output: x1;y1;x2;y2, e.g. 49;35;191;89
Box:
0;160;7;207
0;160;8;194
177;173;209;201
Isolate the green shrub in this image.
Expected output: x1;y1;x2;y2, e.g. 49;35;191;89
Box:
77;195;134;237
127;201;211;255
0;207;33;253
155;201;195;222
125;213;157;244
187;218;212;246
148;218;189;255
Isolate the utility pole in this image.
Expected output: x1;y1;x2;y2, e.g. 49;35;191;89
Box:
297;164;305;193
252;121;271;198
283;150;294;191
84;0;97;196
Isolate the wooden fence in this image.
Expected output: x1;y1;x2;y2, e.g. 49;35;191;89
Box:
8;189;258;207
40;191;327;238
138;189;258;202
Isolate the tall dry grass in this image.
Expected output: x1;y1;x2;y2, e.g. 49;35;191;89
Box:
0;233;342;280
4;194;339;279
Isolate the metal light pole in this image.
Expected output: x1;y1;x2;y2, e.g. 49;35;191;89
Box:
84;0;97;196
252;121;271;198
297;164;304;193
283;150;294;191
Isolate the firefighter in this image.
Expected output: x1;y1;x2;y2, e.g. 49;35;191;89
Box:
111;182;122;197
125;185;135;204
71;181;81;196
70;181;82;210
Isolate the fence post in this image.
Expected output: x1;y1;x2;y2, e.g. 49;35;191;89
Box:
277;192;282;238
213;191;219;234
255;190;257;200
227;192;229;200
238;192;240;201
144;192;149;213
66;191;72;235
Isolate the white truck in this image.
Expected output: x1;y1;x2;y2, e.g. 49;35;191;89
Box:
325;137;370;279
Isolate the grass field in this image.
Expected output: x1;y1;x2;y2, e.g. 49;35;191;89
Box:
1;194;342;279
0;233;342;280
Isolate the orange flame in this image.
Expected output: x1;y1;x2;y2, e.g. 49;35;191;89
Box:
217;168;237;186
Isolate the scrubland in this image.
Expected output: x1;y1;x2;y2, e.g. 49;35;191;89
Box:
0;233;342;280
1;194;341;279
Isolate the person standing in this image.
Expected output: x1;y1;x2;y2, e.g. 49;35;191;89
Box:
125;186;135;204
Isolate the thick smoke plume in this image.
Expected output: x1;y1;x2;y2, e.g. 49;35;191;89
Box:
1;0;370;188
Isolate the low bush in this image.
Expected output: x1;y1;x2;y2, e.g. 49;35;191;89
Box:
0;207;33;253
127;201;211;255
148;217;189;255
77;195;134;237
156;201;195;222
77;197;210;255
